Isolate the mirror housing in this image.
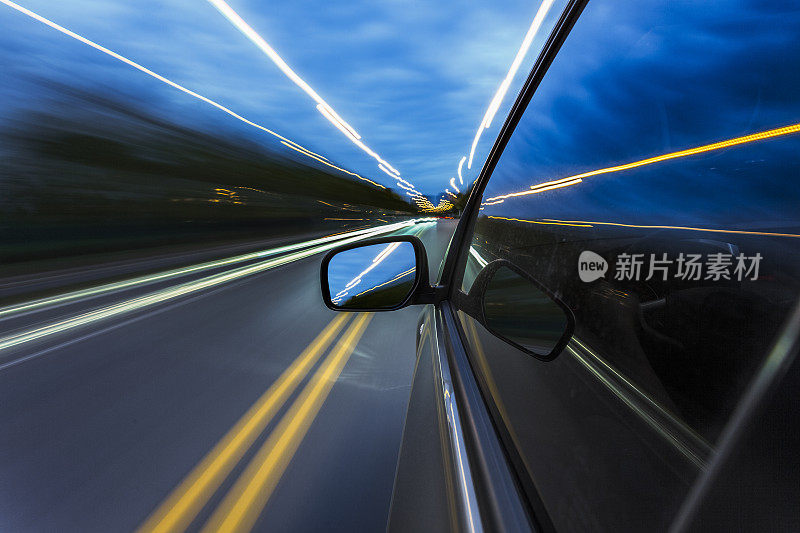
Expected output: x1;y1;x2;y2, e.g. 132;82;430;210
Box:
320;236;435;312
457;259;574;360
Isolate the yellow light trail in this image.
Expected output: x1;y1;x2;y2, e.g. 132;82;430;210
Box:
489;214;800;239
201;313;374;533
485;122;800;203
539;218;800;239
137;314;352;533
279;141;385;188
487;216;593;227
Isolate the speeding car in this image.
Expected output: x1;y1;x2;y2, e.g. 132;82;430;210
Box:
321;1;800;530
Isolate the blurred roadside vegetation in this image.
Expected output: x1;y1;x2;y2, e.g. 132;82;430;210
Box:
0;82;416;266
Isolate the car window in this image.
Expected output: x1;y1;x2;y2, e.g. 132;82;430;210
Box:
454;1;800;530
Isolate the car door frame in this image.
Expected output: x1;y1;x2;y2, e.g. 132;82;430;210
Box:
388;2;589;532
388;0;800;530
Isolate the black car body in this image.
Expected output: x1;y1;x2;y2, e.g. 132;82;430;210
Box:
323;1;800;530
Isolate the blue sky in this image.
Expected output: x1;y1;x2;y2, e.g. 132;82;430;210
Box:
0;0;565;196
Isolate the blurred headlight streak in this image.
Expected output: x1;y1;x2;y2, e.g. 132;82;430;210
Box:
536;218;800;238
0;220;421;357
487;216;593;228
207;0;417;192
468;247;489;268
332;242;402;303
466;0;556;170
0;225;406;321
278;141;386;189
378;164;401;181
484;122;800;204
449;177;460;193
0;0;389;191
207;0;361;139
351;267;415;300
457;156;466;185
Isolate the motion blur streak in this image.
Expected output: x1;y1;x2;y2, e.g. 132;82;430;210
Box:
205;0;358;139
538;218;800;239
0;224;403;320
466;0;556;170
332;242;401;303
352;267;415;299
278;141;386;188
469;247;488;268
485;121;800;203
487;216;592;228
207;0;411;188
0;221;414;354
201;313;374;533
138;314;352;533
0;0;365;186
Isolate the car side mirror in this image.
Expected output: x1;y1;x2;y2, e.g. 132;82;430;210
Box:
462;260;574;360
321;236;431;311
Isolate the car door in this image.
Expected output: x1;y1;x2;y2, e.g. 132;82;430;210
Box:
440;0;800;531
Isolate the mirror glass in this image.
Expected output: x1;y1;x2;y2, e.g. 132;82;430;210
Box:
327;241;417;309
483;266;570;357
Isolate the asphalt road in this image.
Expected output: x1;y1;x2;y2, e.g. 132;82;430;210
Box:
0;219;455;532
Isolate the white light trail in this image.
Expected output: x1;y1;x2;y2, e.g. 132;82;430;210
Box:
372;242;401;264
396;177;416;189
316;103;359;142
457;156;466;185
0;225;403;321
207;0;416;190
378;164;400;179
449;177;460;193
206;0;361;138
466;0;555;170
469;246;489;268
333;241;404;303
0;0;391;189
0;220;422;355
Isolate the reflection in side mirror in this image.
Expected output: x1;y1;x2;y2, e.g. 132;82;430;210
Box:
323;239;419;310
482;264;573;359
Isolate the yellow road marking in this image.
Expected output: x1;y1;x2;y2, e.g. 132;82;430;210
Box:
137;313;352;533
201;313;374;533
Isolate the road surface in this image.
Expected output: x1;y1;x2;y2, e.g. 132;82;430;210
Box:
0;219;455;532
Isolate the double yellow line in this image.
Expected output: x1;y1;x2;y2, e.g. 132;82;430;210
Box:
139;312;373;533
